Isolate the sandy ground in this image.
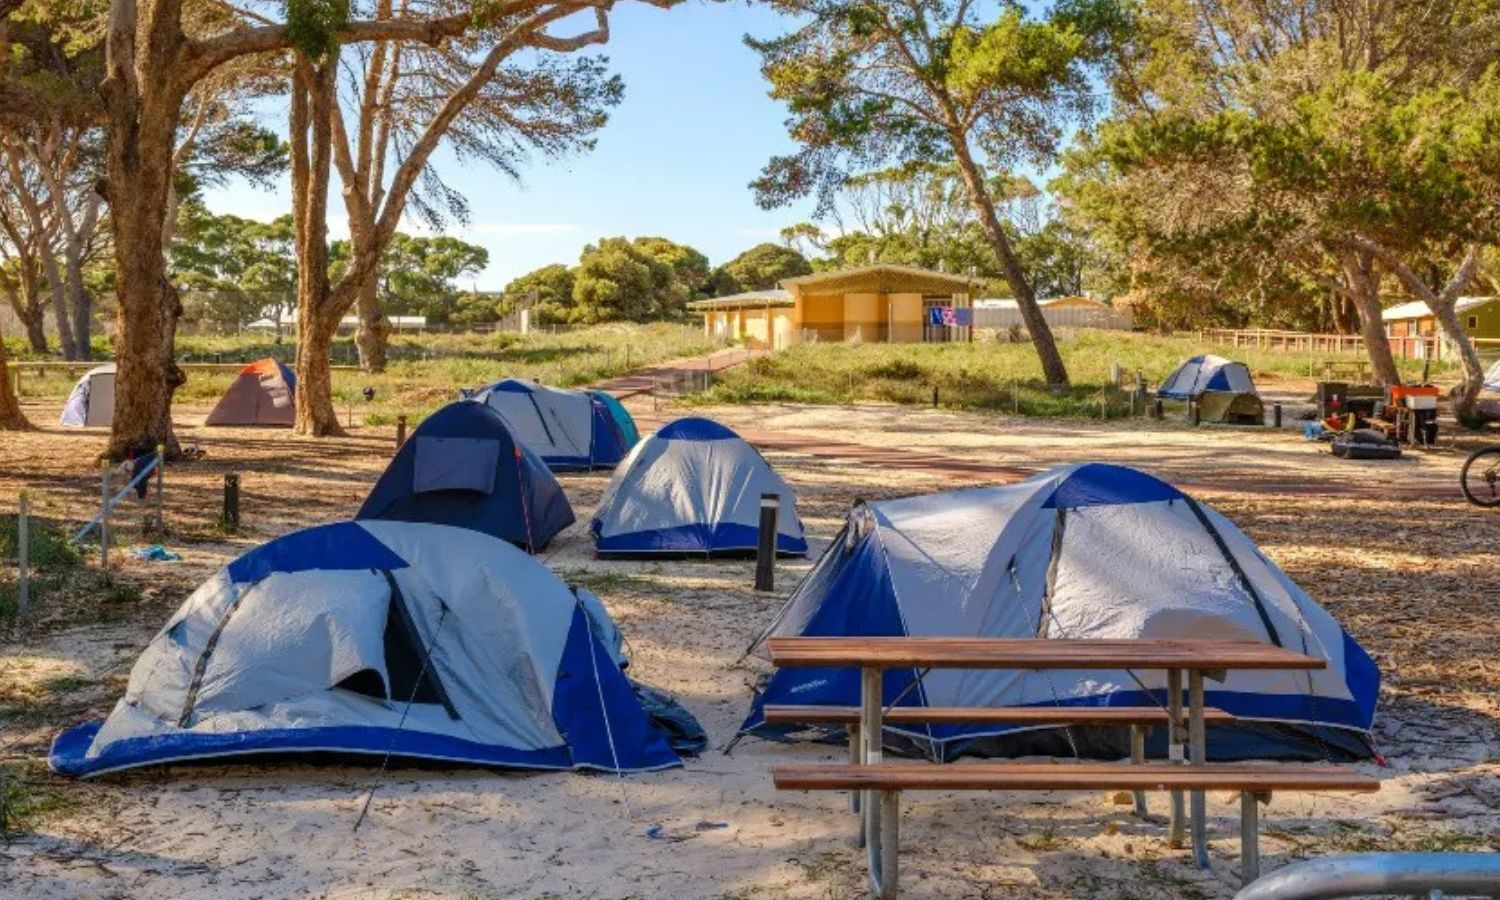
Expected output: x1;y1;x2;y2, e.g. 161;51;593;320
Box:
2;394;1499;899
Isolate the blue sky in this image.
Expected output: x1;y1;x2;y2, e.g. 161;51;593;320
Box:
204;2;816;291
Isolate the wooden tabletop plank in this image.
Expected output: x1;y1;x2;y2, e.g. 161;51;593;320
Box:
772;762;1379;793
766;637;1327;671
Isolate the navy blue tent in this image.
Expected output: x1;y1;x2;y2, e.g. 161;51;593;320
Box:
473;379;630;470
357;401;575;552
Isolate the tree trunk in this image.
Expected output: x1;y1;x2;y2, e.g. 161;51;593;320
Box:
17;303;48;353
104;85;187;458
950;140;1071;389
0;316;31;429
290;55;346;436
354;275;389;372
40;245;80;360
1431;299;1487;420
66;243;92;359
1336;249;1401;387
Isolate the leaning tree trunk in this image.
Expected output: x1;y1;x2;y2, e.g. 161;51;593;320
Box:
290;54;347;436
41;252;80;361
353;275;389;372
1337;249;1401;387
16;304;48;353
0;317;31;429
1429;301;1487;422
66;246;92;360
951;141;1071;389
103;85;188;458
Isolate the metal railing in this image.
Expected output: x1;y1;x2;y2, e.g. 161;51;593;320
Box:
1234;852;1500;900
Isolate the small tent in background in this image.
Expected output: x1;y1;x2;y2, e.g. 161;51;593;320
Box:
50;520;692;777
205;358;296;427
357;401;574;552
588;389;640;448
60;364;116;427
591;417;807;558
1484;358;1500;392
1158;354;1256;400
471;379;629;471
741;463;1379;762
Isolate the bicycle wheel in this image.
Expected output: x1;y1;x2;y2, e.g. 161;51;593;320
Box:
1460;447;1500;507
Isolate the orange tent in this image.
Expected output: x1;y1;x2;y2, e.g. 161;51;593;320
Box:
205;358;296;427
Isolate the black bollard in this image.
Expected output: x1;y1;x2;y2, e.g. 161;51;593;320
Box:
754;493;779;592
396;414;408;448
1273;403;1283;428
222;473;241;530
932;386;939;407
1189;400;1200;426
1153;398;1164;419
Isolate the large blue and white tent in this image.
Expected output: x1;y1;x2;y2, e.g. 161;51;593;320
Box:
51;520;685;777
742;463;1379;761
358;401;574;552
1159;354;1256;399
591;417;808;557
472;379;629;470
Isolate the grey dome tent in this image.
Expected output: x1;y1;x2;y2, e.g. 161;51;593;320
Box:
50;520;697;776
60;364;116;427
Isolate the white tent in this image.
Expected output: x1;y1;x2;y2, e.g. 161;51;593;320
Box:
1159;354;1255;399
742;463;1379;761
1484;358;1500;392
51;520;684;776
59;364;116;427
472;379;628;470
591;417;807;557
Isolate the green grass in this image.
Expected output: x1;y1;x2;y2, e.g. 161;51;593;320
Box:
688;331;1453;418
9;323;715;424
0;516;82;620
0;759;81;835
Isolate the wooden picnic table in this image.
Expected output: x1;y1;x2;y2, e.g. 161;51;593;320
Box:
768;636;1328;875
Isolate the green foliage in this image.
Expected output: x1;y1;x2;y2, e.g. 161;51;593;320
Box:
170;202;296;328
336;233;489;324
285;0;350;60
500;263;577;325
713;243;812;293
568;236;705;323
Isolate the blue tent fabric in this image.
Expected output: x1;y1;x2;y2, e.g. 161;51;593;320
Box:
742;463;1379;762
357;402;575;552
1159;354;1256;400
589;391;640;448
50;521;685;777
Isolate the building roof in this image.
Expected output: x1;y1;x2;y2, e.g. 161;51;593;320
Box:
780;264;986;295
686;289;794;312
1381;296;1497;321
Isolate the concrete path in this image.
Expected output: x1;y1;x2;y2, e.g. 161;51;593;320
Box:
591;347;764;398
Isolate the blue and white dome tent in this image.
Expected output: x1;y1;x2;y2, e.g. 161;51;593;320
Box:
357;401;575;553
60;363;117;427
1159;354;1256;399
51;521;690;777
741;463;1379;762
470;379;629;471
591;417;808;558
588;389;641;448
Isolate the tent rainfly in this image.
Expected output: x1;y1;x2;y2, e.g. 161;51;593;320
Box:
471;379;629;471
60;364;117;427
591;417;808;557
741;463;1379;762
205;358;296;426
1158;354;1256;400
357;401;575;552
1485;358;1500;392
589;390;641;448
50;520;691;777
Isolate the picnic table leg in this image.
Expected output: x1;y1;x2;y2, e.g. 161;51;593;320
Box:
860;666;883;854
869;789;899;900
1130;724;1147;818
849;722;862;816
1167;668;1185;848
1189;669;1210;870
1239;791;1260;885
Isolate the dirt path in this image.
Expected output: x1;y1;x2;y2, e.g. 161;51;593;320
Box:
591;347;764;398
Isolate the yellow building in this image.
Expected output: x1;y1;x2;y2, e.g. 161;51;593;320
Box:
688;264;982;349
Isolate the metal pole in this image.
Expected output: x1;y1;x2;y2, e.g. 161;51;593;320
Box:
1130;724;1146;817
99;460;110;569
154;444;165;534
17;491;29;619
1167;667;1184;848
1190;669;1210;869
754;493;779;592
860;666;883;852
1240;792;1260;885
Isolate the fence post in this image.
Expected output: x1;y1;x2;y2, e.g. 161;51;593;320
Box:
755;493;779;592
221;473;241;530
396;415;408;448
17;490;29;619
1188;400;1200;426
1273;403;1283;428
154;444;165;534
99;460;111;569
932;386;939;407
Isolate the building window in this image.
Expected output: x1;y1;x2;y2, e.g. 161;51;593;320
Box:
1468;315;1479;329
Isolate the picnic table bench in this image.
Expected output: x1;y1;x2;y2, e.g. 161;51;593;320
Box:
765;637;1379;898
